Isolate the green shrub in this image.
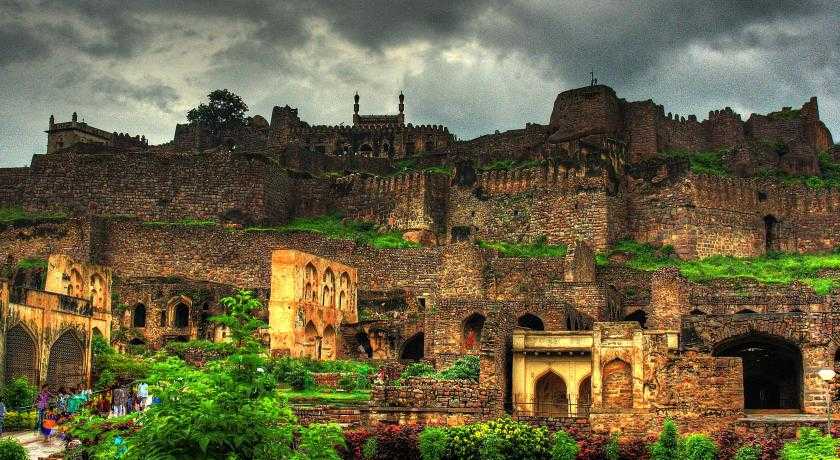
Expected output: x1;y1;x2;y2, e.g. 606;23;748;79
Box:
419;427;449;460
398;362;436;381
659;149;730;177
734;445;762;460
287;365;316;391
780;427;839;460
446;417;551;460
338;373;357;392
683;434;717;460
0;438;28;460
604;433;620;460
479;433;510;460
3;411;36;431
1;377;37;411
650;419;682;460
246;214;419;249
362;437;378;460
437;356;480;381
551;430;580;460
477;237;567;258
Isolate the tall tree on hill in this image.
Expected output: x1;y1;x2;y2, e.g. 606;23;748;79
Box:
186;89;248;135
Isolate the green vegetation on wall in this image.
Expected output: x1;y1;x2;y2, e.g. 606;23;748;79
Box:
597;240;840;295
246;214;419;249
659;149;730;177
0;207;67;226
141;219;218;228
477;237;567;258
478;159;544;172
391;159;454;177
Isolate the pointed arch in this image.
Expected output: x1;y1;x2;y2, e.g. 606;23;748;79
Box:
623;309;647;328
400;332;424;360
322;325;337;360
304;263;318;302
516;313;544;331
4;323;38;384
69;268;83;298
47;329;85;390
89;273;106;308
173;302;190;328
322;268;335;306
304;321;319;359
534;370;568;416
462;312;485;351
602;358;633;408
355;331;373;359
578;376;592;416
132;303;147;328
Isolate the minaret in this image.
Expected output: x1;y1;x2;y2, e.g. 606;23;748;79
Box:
398;91;404;114
72;111;78;123
49;114;54;128
354;92;359;115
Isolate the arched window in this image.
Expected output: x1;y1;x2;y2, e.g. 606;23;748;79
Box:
304;263;318;302
602;359;633;409
132;303;146;328
304;321;319;359
578;376;592;416
516;314;544;331
355;332;373;359
623;310;647;328
400;333;424;360
535;371;568;416
764;215;778;253
90;274;106;308
462;313;485;351
322;325;337;360
69;269;83;298
714;333;802;410
4;324;37;384
173;303;190;328
322;269;335;307
47;330;84;389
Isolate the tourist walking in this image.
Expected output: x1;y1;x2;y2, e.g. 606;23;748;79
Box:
35;386;50;432
137;382;149;411
111;386;127;417
0;400;6;434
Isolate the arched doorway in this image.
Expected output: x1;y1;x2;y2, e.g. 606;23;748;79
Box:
517;314;544;331
4;324;37;384
159;309;167;327
355;332;373;358
534;371;568;416
322;325;336;360
129;338;145;346
462;313;485;351
602;359;633;408
401;333;424;360
304;322;320;359
173;303;190;328
764;215;778;253
47;330;85;390
578;376;592;416
623;310;647;328
714;333;803;411
132;303;146;328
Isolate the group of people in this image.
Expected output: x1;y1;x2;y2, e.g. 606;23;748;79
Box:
92;383;153;417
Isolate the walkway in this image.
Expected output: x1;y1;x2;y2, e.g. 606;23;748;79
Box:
1;431;65;460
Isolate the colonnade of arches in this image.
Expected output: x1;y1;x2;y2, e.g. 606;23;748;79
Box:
302;263;353;311
4;324;86;390
302;321;338;360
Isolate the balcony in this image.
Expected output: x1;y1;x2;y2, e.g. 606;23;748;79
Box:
10;287;93;316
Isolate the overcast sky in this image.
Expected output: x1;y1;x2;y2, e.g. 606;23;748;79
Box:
0;0;837;167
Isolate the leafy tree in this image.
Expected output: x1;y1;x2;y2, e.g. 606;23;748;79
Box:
683;434;717;460
780;427;839;460
650;419;683;460
186;89;248;135
1;377;37;410
418;427;449;460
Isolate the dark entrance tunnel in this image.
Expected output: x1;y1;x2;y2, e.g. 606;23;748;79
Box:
713;333;802;411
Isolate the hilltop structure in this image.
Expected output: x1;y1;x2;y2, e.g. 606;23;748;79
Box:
0;84;839;436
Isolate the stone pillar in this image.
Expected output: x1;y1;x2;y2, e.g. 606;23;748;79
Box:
648;267;689;330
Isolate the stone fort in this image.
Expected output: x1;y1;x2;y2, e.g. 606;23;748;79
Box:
1;83;839;436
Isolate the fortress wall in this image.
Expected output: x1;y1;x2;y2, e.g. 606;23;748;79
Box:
657;116;707;152
447;167;615;250
452;124;549;162
486;257;566;301
0;219;92;265
19;151;289;225
0;167;31;207
746;114;807;145
96;220;443;294
623;101;659;161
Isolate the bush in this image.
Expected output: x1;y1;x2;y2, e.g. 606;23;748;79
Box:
604;433;620;460
362;437;378;460
780;427;839;460
419;427;449;460
3;411;37;431
342;425;421;460
734;445;762;460
1;377;37;411
650;419;682;460
398;362;436;381
339;373;357;392
477;237;567;258
0;438;28;460
551;431;580;460
683;434;717;460
437;356;480;381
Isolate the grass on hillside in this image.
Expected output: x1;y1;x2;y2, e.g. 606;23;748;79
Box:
478;159;544;172
477;238;567;258
245;214;419;249
758;152;840;190
390;159;453;177
279;388;372;404
0;207;68;226
658;149;730;177
767;108;801;120
597;240;840;294
141;219;218;228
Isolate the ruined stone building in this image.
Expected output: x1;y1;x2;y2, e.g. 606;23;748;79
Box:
1;83;839;435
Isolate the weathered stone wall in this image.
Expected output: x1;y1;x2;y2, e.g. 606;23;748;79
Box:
0;219;93;265
369;377;498;426
0;167;30;207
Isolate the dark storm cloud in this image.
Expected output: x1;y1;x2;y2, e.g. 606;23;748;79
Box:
0;0;838;167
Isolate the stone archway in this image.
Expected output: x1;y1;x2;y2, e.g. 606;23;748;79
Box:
602;359;633;409
462;313;485;352
4;324;38;384
173;303;190;328
714;333;803;411
400;333;424;361
578;376;592;416
304;321;319;359
47;329;85;390
132;303;146;328
534;371;568;416
322;325;337;360
623;309;647;328
517;313;544;331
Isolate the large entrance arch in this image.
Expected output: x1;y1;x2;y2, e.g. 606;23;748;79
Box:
517;313;544;331
400;333;424;361
4;324;37;384
534;371;568;416
714;333;802;411
47;330;85;390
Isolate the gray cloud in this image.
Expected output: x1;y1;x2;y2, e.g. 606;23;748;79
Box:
0;0;837;167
